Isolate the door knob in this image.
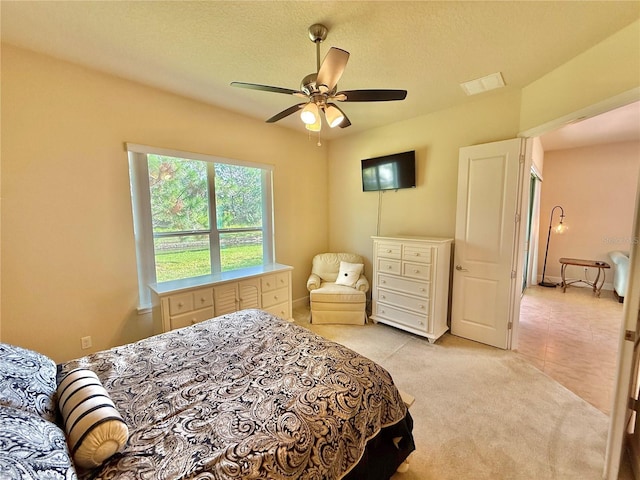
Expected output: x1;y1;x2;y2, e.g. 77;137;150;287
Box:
456;265;469;272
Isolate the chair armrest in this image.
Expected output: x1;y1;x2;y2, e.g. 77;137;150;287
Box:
355;275;370;293
307;273;322;291
609;251;630;267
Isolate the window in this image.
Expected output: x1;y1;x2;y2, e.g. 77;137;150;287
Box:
127;144;274;308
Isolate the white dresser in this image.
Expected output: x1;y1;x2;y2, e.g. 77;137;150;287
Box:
149;264;293;333
371;236;452;343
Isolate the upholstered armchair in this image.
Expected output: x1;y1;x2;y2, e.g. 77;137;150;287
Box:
609;251;630;303
307;253;369;325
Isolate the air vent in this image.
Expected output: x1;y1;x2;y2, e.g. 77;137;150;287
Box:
460;72;505;96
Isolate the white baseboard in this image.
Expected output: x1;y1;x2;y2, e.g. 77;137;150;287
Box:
292;296;309;310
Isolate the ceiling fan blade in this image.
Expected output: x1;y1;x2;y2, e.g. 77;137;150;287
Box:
231;81;301;96
316;47;350;92
336;89;408;102
266;103;305;123
326;103;351;128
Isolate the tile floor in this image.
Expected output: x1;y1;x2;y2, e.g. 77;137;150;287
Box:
516;284;625;414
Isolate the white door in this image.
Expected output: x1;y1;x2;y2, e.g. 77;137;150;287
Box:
451;138;526;349
604;176;640;479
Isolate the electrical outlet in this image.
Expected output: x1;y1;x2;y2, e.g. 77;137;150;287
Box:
81;336;92;350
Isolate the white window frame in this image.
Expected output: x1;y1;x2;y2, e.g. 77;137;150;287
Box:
126;143;274;309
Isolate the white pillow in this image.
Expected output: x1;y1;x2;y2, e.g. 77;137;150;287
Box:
334;261;364;288
57;368;129;469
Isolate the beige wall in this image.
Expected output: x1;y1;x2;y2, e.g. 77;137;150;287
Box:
2;17;639;363
520;20;640;133
537;141;640;283
327;90;522;275
1;45;328;362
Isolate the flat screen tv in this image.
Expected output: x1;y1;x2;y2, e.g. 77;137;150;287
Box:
361;150;416;192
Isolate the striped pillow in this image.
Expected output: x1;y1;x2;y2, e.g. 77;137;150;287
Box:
57;368;128;469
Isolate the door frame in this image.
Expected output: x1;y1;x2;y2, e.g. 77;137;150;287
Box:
518;87;640;479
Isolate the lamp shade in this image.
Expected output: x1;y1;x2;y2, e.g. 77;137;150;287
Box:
554;223;568;234
305;116;322;132
300;103;319;125
324;105;344;128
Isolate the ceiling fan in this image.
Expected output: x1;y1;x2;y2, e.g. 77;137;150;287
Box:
231;23;407;132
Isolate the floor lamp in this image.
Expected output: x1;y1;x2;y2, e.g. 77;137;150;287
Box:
539;205;567;287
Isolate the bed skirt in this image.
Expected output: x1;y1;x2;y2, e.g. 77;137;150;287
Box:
345;410;415;480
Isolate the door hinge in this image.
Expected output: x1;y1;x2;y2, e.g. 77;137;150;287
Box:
515;213;521;223
519;154;525;164
510;270;517;279
628;397;640;412
625;330;636;343
508;321;513;330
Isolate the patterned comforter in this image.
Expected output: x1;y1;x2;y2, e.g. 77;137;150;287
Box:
59;309;412;479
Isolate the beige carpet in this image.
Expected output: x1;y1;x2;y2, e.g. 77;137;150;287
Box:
292;307;632;480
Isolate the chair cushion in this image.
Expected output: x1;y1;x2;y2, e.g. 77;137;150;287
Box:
310;283;367;303
312;253;365;283
335;261;364;288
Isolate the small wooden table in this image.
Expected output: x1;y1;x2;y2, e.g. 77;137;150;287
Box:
559;257;611;297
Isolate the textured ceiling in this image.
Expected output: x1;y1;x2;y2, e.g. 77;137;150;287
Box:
2;1;639;140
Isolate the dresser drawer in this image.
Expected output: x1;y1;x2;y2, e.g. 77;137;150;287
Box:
402;262;431;280
378;288;430;315
262;286;289;308
378;273;430;298
377;242;402;259
375;303;428;332
169;288;214;316
262;301;289;319
276;272;289;289
378;258;401;275
193;288;214;310
170;307;215;330
261;274;278;292
403;244;432;264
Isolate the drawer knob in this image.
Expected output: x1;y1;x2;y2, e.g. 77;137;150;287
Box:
200;297;205;303
419;305;425;309
386;249;392;253
191;319;197;324
274;295;278;300
420;287;426;292
381;295;386;299
178;302;184;308
388;265;392;269
381;280;386;284
414;269;419;273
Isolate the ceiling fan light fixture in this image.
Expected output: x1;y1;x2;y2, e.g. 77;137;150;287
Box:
324;105;344;128
305;116;322;132
300;102;319;124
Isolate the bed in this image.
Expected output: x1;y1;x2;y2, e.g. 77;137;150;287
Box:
1;309;414;479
